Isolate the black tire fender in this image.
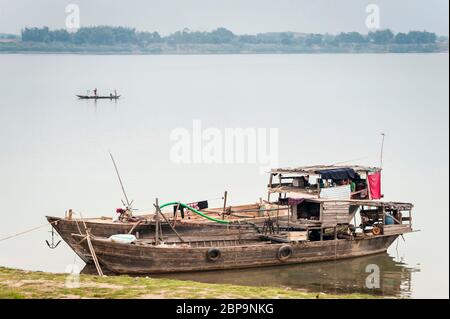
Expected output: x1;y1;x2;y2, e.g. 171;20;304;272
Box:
206;247;221;262
277;244;293;261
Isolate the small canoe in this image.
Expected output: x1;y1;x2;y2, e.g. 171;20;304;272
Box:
76;95;121;99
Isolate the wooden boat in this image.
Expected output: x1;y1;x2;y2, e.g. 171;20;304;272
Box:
76;95;120;99
48;164;413;272
73;232;406;274
47;202;290;263
71;199;414;274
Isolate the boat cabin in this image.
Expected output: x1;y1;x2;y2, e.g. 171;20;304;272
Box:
267;197;413;242
267;165;382;201
265;165;412;242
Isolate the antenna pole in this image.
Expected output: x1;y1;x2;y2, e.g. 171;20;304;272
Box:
109;152;131;207
380;133;385;169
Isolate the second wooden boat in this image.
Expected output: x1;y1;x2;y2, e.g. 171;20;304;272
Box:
73;229;409;274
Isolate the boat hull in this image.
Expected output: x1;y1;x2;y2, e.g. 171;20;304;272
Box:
79;234;400;274
46;216;263;263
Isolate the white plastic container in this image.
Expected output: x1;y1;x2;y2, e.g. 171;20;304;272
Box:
109;234;137;244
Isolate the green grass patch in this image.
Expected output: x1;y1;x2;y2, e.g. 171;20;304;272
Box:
0;266;378;299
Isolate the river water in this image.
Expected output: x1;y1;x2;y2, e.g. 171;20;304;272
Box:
0;53;448;298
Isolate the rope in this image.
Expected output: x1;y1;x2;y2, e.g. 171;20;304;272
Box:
74;218;83;235
331;156;370;166
0;220;58;243
70;212;84;235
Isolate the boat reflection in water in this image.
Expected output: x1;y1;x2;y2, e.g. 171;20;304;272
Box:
81;252;418;297
158;253;418;297
82;252;414;298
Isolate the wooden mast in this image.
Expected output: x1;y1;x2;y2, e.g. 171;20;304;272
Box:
109;152;132;214
380;133;386;169
222;191;228;220
267;173;273;202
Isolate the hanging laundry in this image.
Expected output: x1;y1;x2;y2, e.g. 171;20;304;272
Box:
187;200;209;210
368;172;382;199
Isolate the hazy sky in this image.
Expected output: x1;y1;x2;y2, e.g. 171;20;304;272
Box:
0;0;448;35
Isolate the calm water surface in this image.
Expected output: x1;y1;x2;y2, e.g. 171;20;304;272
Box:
151;253;418;297
0;53;448;298
81;252;418;297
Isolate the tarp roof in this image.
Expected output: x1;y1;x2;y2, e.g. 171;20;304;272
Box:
271;165;381;175
316;167;356;180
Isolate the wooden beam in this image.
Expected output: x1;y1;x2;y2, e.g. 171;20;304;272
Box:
267;173;273;202
79;212;103;277
222;191;228;220
154;198;160;245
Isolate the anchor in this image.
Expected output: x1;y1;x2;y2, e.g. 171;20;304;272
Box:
46;227;61;249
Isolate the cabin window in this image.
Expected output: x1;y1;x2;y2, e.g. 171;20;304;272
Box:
295;201;320;220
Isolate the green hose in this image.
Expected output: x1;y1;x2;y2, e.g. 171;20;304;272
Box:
160;202;230;224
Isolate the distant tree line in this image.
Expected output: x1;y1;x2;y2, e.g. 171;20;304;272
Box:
0;33;19;40
20;26;438;46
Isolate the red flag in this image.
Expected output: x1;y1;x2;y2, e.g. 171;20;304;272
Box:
368;172;382;199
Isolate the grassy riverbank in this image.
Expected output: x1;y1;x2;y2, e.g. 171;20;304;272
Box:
0;267;377;299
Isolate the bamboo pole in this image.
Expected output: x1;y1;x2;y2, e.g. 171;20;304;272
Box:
367;172;372;200
128;220;142;235
267;173;273;202
159;217;163;241
109;152;131;208
154;198;160;245
276;204;280;233
85;230;103;277
380;133;385;169
80;212;103;277
222;191;228;220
